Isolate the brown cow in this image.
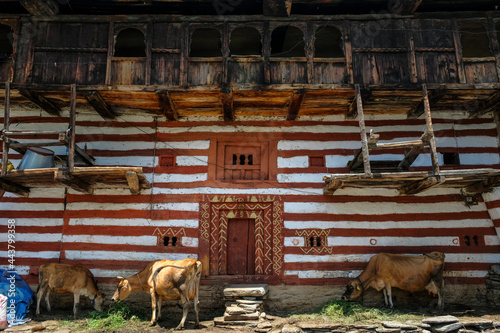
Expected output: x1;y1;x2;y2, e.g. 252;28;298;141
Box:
111;258;202;329
36;263;105;318
342;252;445;309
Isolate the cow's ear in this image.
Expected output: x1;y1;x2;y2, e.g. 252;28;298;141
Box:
117;276;124;280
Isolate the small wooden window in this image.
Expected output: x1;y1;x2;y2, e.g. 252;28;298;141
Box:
114;28;146;57
442;152;459;166
460;23;491;58
271;26;305;57
315;26;343;58
161;235;181;247
216;142;269;181
190;28;222;57
230;27;262;56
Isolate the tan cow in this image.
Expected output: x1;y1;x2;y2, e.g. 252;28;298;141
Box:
111;258;202;329
342;252;445;309
36;263;105;318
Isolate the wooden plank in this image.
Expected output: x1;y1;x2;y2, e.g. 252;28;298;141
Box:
105;22;114;86
68;84;76;172
84;90;116;120
398;176;441;195
55;169;93;194
343;21;354;84
345;87;371;119
125;171;140;194
74;145;95;166
453;19;467;84
323;178;342;195
19;89;61;116
286;89;305;121
468;90;500;118
407;88;446;118
2;81;10;176
19;0;59;15
0;178;30;197
422;84;440;176
356;84;371;176
487;18;500;83
221;87;234;121
394;0;422;15
464;176;500;194
405;19;418;84
145;22;153;85
157;90;178;121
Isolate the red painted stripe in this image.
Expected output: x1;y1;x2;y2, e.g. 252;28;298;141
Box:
59;243;198;253
62;225;198;237
285;211;491;222
0;211;64;218
0;197;64;203
284;228;496;237
283;246;497;255
283;194;465;203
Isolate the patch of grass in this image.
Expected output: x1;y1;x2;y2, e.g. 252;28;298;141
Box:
291;300;425;324
62;303;150;331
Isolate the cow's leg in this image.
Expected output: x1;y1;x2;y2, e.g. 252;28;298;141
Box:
384;286;394;308
193;281;200;328
36;285;46;315
149;292;158;326
175;293;189;330
44;289;52;312
156;297;162;321
73;293;80;319
437;288;444;311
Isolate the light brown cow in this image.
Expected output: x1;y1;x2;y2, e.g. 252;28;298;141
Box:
111;258;202;329
36;263;105;318
342;252;445;309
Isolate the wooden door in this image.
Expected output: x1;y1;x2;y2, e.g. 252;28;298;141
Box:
227;218;255;275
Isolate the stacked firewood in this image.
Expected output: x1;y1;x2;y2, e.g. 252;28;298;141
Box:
486;265;500;306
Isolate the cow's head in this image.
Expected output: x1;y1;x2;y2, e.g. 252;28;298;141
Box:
342;278;364;301
92;291;105;312
111;276;133;302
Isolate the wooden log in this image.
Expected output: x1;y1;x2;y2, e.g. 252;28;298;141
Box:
125;171;140;194
286;89;305;121
74;145;96;166
323;178;343;195
0;178;30;197
19;89;61;116
9;141;67;149
19;0;59;15
221;87;234;121
398;176;442;195
468;90;500;118
394;0;422;15
422;84;440;176
157;90;178;121
2;81;10;176
398;143;424;170
356;84;371;176
407;88;446;119
464;176;500;194
68;84;76;172
55;170;93;194
84;90;116;120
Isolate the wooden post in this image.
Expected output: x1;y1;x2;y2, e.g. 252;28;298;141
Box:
68;84;77;172
422;84;440;176
105;22;114;86
356;84;371;176
2;81;10;176
452;19;466;84
343;21;354;84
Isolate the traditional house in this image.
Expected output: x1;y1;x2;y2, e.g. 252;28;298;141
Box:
1;0;500;310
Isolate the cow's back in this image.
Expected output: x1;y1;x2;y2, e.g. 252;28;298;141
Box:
40;263;95;294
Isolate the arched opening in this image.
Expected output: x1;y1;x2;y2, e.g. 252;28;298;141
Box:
114;28;146;57
271;26;305;57
190;28;222;57
230;27;262;56
461;23;490;58
0;24;13;61
315;26;344;58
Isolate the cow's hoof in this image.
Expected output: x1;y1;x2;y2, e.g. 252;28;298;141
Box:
149;321;157;327
174;325;183;330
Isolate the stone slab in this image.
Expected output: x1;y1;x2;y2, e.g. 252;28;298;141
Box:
432;322;463;333
223;284;269;298
224;311;260;321
383;322;419;330
422;316;459;325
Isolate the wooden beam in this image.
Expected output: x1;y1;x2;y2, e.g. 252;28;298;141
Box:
394;0;422;15
68;84;76;172
221;87;234;122
263;0;291;17
345;87;371;119
287;89;305;121
84;91;116;120
323;178;343;195
0;178;30;197
464;176;500;194
468;90;500;118
407;88;446;119
19;89;61;116
55;170;93;194
157;90;178;121
398;143;424;171
398;176;441;195
2;81;10;176
422;84;440;176
356;84;371;176
126;171;140;194
19;0;59;15
74;145;96;166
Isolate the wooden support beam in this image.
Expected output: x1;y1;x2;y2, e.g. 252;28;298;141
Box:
345;87;371;119
20;0;59;15
19;89;61;116
68;84;76;172
221;87;234;122
287;89;305;121
0;178;30;197
263;0;291;17
355;84;371;177
394;0;422;15
422;84;440;176
84;91;116;120
464;176;500;194
407;88;446;119
323;178;343;195
74;145;95;166
398;176;441;195
468;90;500;118
55;170;93;194
157;90;178;121
126;171;140;194
2;81;10;176
398;143;424;170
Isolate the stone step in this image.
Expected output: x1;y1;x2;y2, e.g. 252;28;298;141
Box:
223;284;269;298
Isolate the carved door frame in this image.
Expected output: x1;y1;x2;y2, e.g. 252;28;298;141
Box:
199;194;284;278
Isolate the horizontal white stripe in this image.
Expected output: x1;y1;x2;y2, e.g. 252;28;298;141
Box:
0;203;64;211
155;141;210;149
69;218;199;228
2;218;63;227
445;253;500;263
0;265;30;276
153;202;199;211
284;237;305;247
176;156;208;166
62;235;157;245
65;250;197;261
285;270;363;279
151;173;208;183
284;201;485;215
278;156;309;168
0;233;62;242
284;219;494;229
326;236;459;247
278;173;324;183
485;235;500;246
66;202;152;210
279;141;361;151
90;268;143;279
94;156;155;167
443;271;488;278
0;251;60;259
84;142;154;151
182;237;199;247
482;188;500;202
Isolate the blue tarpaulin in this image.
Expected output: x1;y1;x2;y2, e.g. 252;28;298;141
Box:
0;269;34;326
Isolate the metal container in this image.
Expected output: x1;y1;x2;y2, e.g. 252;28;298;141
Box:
18;147;55;170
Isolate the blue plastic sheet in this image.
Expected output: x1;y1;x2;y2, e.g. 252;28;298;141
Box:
0;269;34;326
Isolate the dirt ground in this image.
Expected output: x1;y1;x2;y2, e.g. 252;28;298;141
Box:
5;304;500;333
